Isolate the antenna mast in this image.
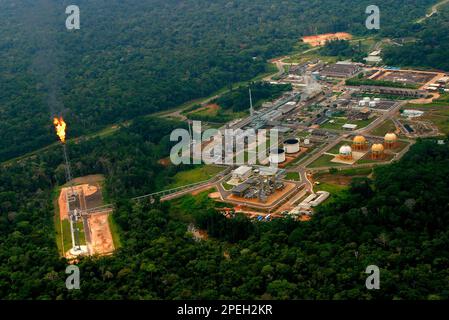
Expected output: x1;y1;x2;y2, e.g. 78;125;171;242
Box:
249;87;254;117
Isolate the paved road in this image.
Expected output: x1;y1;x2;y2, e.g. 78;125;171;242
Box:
285;99;407;193
417;0;449;23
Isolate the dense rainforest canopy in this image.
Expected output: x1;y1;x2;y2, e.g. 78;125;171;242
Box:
0;114;448;299
383;8;449;70
1;0;448;300
0;0;436;161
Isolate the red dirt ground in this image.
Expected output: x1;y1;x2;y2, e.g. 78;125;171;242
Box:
302;32;352;47
87;212;115;256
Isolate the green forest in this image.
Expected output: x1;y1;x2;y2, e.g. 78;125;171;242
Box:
383;7;449;70
185;82;292;123
0;113;448;299
319;40;365;62
216;83;292;113
0;0;436;161
1;0;449;300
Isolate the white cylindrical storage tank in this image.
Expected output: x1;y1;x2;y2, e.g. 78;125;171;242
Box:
304;139;310;145
363;97;371;101
369;101;377;107
283;138;300;154
269;148;286;164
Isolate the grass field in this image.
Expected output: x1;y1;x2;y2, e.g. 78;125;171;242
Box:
53;187;85;255
284;52;339;64
222;182;234;191
313;181;349;205
321;117;375;130
108;214;122;249
356;152;394;164
308;154;348;168
406;93;449;134
61;219;86;253
168;188;217;223
53;187;64;256
411;105;449;135
296;130;311;138
370;119;398;136
167;165;225;189
285;172;301;181
188;104;220;117
313;167;373;195
314;182;348;195
327;140;353;155
186;103;247;123
336;167;373;176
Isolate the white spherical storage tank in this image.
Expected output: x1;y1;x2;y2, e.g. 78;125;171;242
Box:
339;145;352;157
283;138;300;154
269;148;286;164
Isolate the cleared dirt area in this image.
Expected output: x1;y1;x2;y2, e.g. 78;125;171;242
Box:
189;103;220;115
409;92;440;104
58;183;102;220
302;32;352;47
58;189;69;221
86;212;115;256
56;175;117;258
67;174;104;186
158;157;172;166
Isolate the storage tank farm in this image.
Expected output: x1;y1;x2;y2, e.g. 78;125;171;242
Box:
269;148;286;164
339;145;353;160
283;138;300;154
352;135;367;151
384;133;398;149
371;143;385;160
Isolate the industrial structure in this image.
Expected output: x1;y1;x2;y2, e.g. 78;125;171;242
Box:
269;148;286;164
338;145;353;160
232;165;253;182
152;51;448;221
54;117;115;258
283;138;300;153
230;166;286;203
371;143;385;160
384;133;398;149
53;117;88;257
352;135;367;151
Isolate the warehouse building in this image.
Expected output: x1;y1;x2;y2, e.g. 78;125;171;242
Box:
319;63;361;78
232;165;253;182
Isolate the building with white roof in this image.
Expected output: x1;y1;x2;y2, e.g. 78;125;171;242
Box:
232;165;253;182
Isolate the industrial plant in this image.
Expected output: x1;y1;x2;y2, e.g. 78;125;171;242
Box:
53;118;116;258
133;50;447;222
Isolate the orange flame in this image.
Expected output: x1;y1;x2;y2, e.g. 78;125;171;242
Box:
53;117;67;143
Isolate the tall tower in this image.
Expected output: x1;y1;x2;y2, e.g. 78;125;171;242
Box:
187;119;193;139
249;88;254;117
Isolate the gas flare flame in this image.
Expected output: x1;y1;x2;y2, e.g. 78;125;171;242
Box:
53;117;67;143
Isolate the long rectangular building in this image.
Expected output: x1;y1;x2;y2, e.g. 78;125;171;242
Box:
358;85;427;98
